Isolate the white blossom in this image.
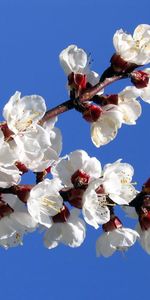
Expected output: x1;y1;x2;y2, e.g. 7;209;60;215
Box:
51;150;101;188
82;179;110;229
27;178;63;228
87;71;104;95
0;129;16;166
43;117;62;157
59;44;89;75
96;227;139;257
137;68;150;103
0;194;37;249
3;91;46;134
113;24;150;65
102;159;137;204
13;124;58;172
0;129;21;188
91;104;123;147
2;92;62;172
44;208;86;249
0;165;21;188
118;86;142;124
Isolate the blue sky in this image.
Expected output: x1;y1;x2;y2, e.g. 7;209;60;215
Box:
0;0;150;299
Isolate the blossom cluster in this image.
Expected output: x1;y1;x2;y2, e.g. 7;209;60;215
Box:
0;24;150;258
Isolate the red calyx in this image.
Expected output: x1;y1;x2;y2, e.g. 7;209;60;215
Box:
110;54;137;74
0;123;14;140
15;185;32;203
0;195;14;219
71;169;90;188
67;188;84;209
68;72;87;90
93;94;118;106
53;205;70;223
131;71;149;88
102;216;122;232
45;166;51;174
15;162;28;174
139;209;150;231
143;178;150;193
96;185;105;195
82;104;102;122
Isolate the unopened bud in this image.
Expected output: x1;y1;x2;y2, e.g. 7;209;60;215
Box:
131;71;149;88
110;54;137;74
68;72;87;90
83;104;102;122
102;216;122;232
93;94;118;106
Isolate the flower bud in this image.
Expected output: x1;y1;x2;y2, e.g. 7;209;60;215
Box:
68;72;87;90
93;94;118;106
102;216;122;232
52;205;70;223
82;104;102;122
131;71;149;88
110;54;137;74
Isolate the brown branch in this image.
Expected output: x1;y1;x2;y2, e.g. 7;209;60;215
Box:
41;74;124;123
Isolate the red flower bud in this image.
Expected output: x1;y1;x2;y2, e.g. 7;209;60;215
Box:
68;72;87;90
131;71;149;88
102;216;122;232
53;205;70;223
71;169;90;188
110;54;137;73
83;104;102;122
94;94;118;106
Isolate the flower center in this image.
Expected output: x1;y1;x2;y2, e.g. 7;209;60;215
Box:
71;169;90;188
15;111;41;132
41;197;61;213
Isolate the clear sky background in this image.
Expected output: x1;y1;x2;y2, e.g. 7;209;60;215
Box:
0;0;150;299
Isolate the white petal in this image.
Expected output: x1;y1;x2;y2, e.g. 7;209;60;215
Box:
44;223;62;249
59;45;89;75
96;233;115;257
3;92;46;133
